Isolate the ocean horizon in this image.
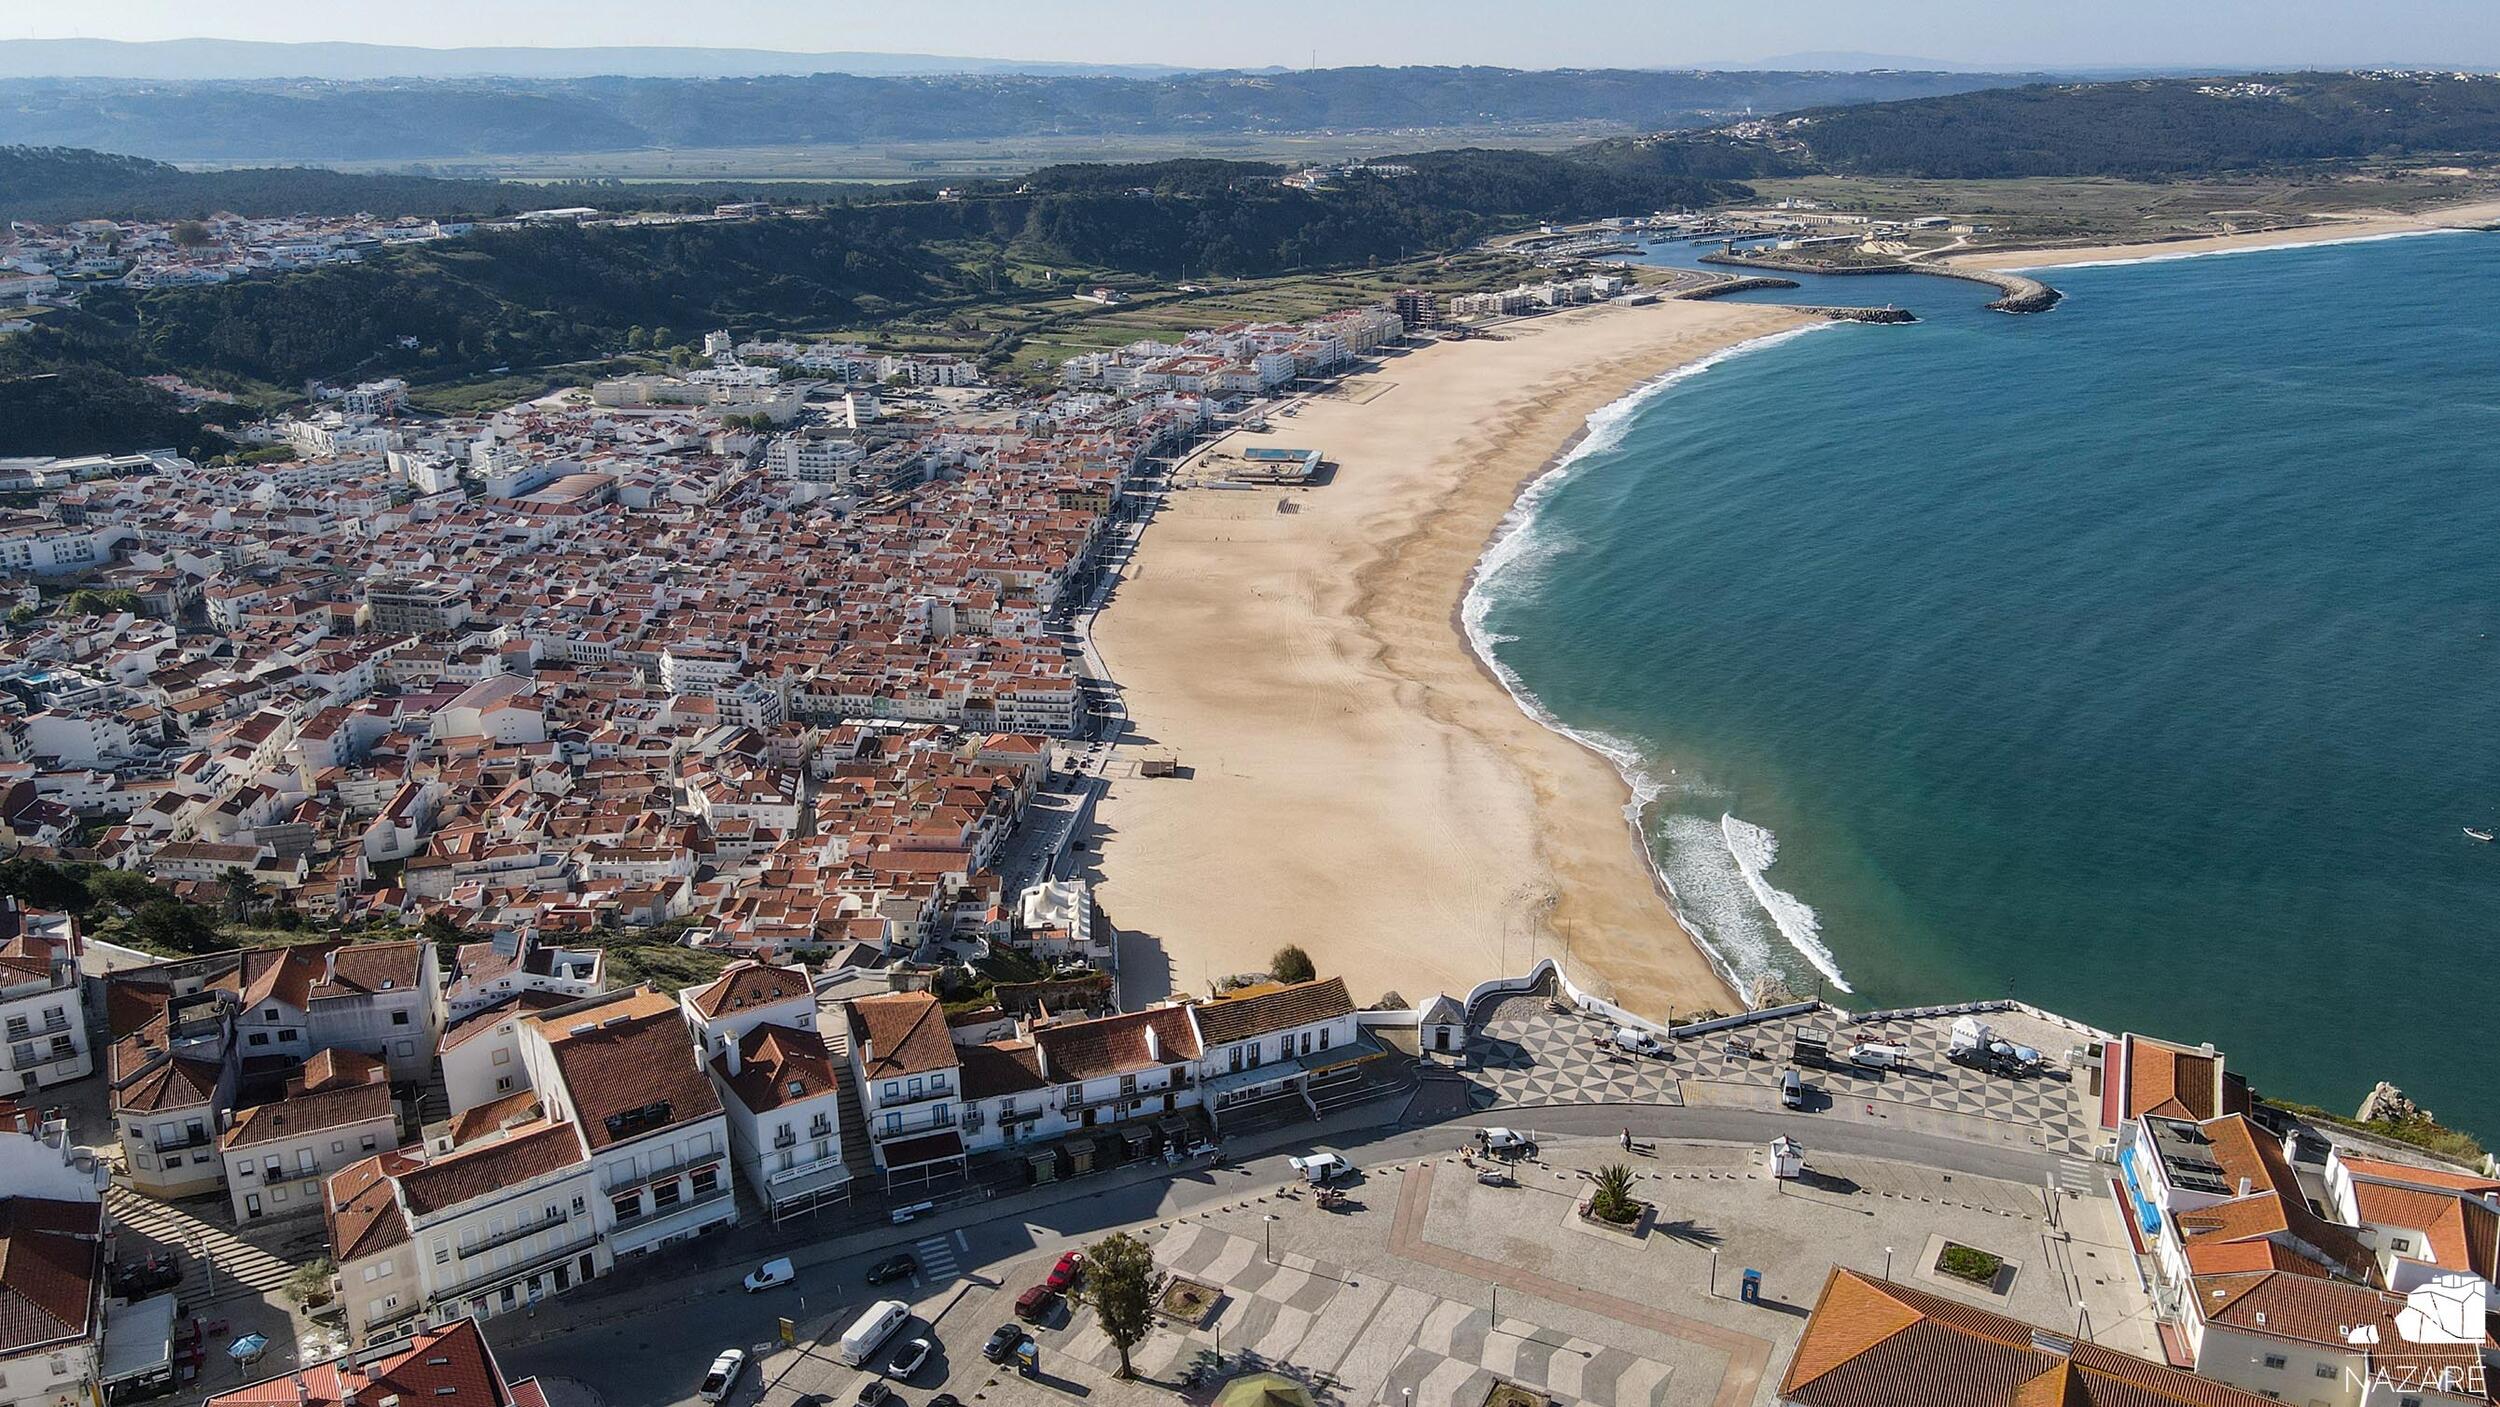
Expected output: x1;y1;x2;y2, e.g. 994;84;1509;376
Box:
1472;232;2500;1137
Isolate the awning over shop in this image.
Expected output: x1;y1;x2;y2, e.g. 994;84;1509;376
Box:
883;1129;967;1171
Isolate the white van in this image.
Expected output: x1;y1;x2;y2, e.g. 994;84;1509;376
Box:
1846;1042;1911;1070
1287;1153;1354;1184
1612;1027;1665;1057
838;1300;911;1367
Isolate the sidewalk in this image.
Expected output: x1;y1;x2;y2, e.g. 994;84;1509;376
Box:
490;1082;1423;1351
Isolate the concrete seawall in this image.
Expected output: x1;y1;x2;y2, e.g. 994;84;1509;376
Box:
1700;250;2061;314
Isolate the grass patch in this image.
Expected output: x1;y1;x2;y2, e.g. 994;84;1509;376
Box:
1156;1275;1221;1326
1937;1244;2004;1286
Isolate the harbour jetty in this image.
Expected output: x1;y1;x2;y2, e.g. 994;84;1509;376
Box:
1701;249;2061;314
1676;275;1800;300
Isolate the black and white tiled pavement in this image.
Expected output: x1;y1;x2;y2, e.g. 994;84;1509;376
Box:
1058;1222;1672;1405
1460;997;2095;1159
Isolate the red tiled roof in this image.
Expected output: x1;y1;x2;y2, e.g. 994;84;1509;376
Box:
0;1197;102;1355
397;1121;584;1217
222;1082;393;1149
686;961;811;1019
207;1316;513;1407
1189;977;1350;1047
848;992;956;1080
532;989;720;1150
716;1024;837;1113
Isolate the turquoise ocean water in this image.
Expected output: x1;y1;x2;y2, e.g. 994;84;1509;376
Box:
1468;232;2500;1133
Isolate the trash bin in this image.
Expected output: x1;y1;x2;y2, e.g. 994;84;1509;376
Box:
1740;1269;1763;1305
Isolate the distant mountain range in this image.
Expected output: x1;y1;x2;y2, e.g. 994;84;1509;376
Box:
0;37;1207;81
0;65;2047;164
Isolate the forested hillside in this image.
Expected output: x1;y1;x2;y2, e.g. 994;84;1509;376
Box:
0;145;865;225
1779;72;2500;178
0;67;2034;163
2;146;1753;400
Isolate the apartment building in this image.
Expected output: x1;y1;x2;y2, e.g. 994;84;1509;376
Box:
324;1119;605;1347
516;988;738;1258
0;1180;106;1407
108;984;238;1200
0;905;89;1098
439;992;576;1118
844;991;967;1190
442;934;607;1025
680;963;849;1221
220;1052;398;1223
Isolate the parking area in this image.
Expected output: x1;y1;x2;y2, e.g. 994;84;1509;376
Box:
1464;996;2099;1161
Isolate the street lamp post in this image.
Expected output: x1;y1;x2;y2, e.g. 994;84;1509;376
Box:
1264;1213;1279;1265
1883;1246;1895;1281
1708;1247;1719;1299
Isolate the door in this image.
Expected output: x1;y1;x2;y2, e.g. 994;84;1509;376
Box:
245;1193;262;1218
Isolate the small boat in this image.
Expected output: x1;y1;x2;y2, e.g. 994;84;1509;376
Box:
2466;828;2495;843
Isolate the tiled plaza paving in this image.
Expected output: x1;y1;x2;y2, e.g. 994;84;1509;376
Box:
1058;1220;1677;1405
1467;994;2099;1160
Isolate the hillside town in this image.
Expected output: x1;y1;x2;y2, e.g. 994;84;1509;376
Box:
2;276;2496;1407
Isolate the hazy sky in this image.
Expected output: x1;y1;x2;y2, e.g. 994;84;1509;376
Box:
9;0;2500;71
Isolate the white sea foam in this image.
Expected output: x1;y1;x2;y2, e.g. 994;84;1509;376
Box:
1718;814;1853;993
1455;321;1837;998
1999;225;2470;273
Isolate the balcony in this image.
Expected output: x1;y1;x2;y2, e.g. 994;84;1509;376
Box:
153;1128;215;1154
458;1212;570;1260
606;1185;736;1256
772;1128;797;1150
600;1151;721;1197
431;1227;598;1302
1057;1081;1182;1115
871;1111;957;1142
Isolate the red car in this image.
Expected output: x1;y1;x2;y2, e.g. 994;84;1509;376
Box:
1044;1250;1084;1293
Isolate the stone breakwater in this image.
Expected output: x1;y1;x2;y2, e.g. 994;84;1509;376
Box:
1700;250;2061;314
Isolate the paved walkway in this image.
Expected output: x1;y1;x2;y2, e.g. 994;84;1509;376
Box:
1388;1162;1772;1407
1468;996;1684;1109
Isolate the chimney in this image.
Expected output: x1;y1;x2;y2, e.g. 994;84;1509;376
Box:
292;1374;310;1407
724;1038;741;1077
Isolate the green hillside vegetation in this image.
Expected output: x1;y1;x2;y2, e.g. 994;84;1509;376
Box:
1778;72;2500;179
0;67;2036;164
0;144;875;225
4;146;1750;408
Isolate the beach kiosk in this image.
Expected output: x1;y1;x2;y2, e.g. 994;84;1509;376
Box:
1769;1135;1805;1181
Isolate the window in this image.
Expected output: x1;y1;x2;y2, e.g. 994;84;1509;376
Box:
491;1048;511;1066
652;1181;682;1210
265;1009;281;1023
395;1040;414;1057
610;1192;642;1222
495;1076;514;1093
2314;1364;2335;1378
238;1162;257;1178
571;1196;586;1216
2262;1355;2288;1370
433;1241;450;1266
787;1080;806;1099
691;1165;719;1197
2390;1237;2413;1252
248;1032;270;1047
48;1035;73;1059
882;1081;899;1101
884;1112;901;1134
332;1140;348;1155
907;1076;924;1098
361;1133;378;1151
392;1011;410;1026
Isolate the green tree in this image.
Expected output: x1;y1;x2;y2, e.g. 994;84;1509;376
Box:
1078;1232;1159;1379
86;867;164;912
0;857;88;912
1270;944;1316;984
218;867;264;925
170;220;214;248
1589;1163;1640;1225
129;899;218;955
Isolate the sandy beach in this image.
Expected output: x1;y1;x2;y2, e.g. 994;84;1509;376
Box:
1089;297;1809;1018
1956;196;2500;269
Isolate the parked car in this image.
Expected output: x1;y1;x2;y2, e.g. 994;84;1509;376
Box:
1475;1127;1535;1156
850;1382;892;1407
1779;1069;1807;1108
1044;1250;1085;1292
983;1324;1029;1363
1846;1042;1911;1070
1015;1284;1060;1323
865;1253;918;1285
742;1257;794;1293
1611;1027;1666;1057
886;1337;932;1381
1287;1152;1355;1184
698;1349;747;1404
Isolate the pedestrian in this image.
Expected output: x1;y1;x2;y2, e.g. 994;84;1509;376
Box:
1621;1127;1631;1151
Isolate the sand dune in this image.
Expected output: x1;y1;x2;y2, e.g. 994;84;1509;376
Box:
1958;197;2500;270
1090;297;1809;1017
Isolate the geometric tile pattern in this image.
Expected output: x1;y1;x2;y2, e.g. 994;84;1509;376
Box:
1459;994;2093;1158
1463;996;1685;1112
1056;1222;1674;1405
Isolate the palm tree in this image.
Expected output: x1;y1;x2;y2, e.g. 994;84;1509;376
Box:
1590;1162;1640;1225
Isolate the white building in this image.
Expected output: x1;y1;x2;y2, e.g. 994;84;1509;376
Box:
0;906;91;1098
680;964;850;1221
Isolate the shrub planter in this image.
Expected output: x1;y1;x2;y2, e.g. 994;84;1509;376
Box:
1573;1197;1653;1240
1484;1381;1550;1407
1157;1275;1223;1328
1925;1239;2016;1296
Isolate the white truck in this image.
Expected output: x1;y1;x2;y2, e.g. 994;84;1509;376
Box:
1287;1153;1356;1184
1948;1017;2042;1076
1611;1027;1667;1057
1845;1041;1911;1070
